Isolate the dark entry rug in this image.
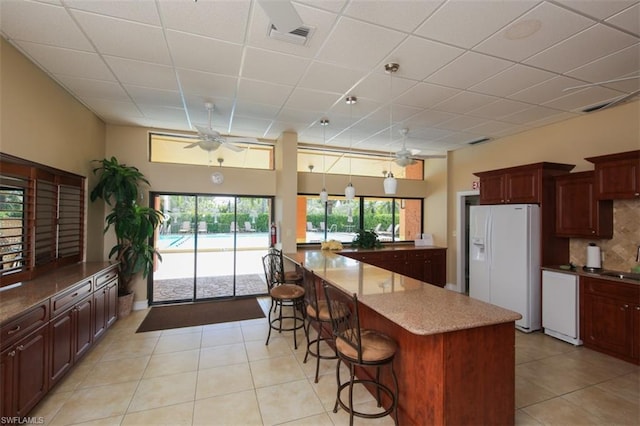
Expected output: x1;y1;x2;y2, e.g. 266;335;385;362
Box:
136;298;265;333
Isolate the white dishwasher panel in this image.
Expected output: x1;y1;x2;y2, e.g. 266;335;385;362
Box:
542;270;582;345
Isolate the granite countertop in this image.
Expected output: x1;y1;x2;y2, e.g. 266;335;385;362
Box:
284;249;521;336
542;265;640;286
0;261;116;323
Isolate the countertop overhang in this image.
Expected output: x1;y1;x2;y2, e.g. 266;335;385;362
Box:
285;249;521;336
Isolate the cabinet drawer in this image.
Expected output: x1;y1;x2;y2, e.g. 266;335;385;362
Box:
95;267;118;288
52;280;92;316
1;303;49;350
582;277;639;301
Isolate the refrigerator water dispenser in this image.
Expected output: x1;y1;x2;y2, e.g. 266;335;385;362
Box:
471;237;485;261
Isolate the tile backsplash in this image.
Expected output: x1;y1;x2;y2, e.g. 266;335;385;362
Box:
570;198;640;272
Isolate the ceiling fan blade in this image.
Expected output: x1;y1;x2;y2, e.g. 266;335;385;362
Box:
258;0;303;33
220;141;246;153
184;142;200;149
194;124;220;139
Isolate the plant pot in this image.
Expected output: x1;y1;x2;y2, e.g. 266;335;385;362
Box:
118;292;134;318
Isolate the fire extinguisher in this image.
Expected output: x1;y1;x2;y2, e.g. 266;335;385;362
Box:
270;222;277;247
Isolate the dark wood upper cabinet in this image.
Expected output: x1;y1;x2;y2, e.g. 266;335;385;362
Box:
555;171;613;238
474;162;574;205
586;150;640;200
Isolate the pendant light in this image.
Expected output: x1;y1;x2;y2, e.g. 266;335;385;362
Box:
383;63;399;195
344;95;357;200
319;118;329;204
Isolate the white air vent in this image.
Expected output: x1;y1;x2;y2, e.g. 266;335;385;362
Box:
268;24;314;45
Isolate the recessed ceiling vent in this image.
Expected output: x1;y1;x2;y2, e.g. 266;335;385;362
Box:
268;24;314;45
582;102;611;113
468;137;491;145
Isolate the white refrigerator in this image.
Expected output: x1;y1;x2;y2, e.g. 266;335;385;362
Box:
469;204;541;332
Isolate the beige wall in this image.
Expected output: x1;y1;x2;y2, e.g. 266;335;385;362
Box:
446;101;640;286
1;39;106;261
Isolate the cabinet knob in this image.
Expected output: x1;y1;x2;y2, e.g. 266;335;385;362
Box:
623;304;629;309
636;306;640;310
16;345;24;351
8;350;16;357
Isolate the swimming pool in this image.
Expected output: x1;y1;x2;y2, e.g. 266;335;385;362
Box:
157;232;271;251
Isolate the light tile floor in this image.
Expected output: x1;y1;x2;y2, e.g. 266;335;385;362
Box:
33;298;639;425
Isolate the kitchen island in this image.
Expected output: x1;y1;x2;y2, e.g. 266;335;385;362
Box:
285;249;521;426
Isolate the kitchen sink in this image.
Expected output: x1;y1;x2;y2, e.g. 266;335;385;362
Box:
599;271;640;282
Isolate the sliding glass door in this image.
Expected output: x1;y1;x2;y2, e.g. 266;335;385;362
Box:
151;193;272;305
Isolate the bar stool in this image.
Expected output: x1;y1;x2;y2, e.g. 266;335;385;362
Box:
269;247;303;285
262;251;305;349
301;268;339;383
322;282;399;426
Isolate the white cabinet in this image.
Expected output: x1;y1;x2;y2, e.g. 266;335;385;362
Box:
542;270;582;345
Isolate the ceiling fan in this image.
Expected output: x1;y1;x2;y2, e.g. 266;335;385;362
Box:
563;75;640;111
394;128;421;167
185;102;257;153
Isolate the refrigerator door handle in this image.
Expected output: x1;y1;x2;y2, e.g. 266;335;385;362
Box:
486;209;493;273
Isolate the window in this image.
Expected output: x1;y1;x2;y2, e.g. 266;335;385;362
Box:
298;146;423;180
297;194;422;245
149;132;275;170
0;154;84;287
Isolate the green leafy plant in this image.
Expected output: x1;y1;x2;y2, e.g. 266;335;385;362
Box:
90;157;163;296
351;229;382;249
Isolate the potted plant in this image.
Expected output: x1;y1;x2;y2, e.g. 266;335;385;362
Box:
90;157;163;316
351;229;382;250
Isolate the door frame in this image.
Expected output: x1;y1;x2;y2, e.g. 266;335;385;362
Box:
456;190;479;294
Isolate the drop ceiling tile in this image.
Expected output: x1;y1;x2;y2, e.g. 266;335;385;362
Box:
242;48;311;86
567;44;640;90
470;64;556;97
436;115;488;131
542;85;626;111
166;31;243;75
343;0;443;32
364;103;423;124
247;2;338;58
433;131;484;146
158;0;250;43
395;82;459;108
502;105;572;124
298;62;365;94
284;88;343;112
384;36;464;81
103;56;177;89
427;52;513;90
508;75;588;104
0;1;93;50
124;86;183;108
177;69;238;99
606;2;640;35
351;74;417;102
466;120;525;136
554;0;636;20
54;75;130;102
415;0;538;48
63;0;161;25
474;2;594;62
433;91;499;114
236;79;294;106
233;101;281;121
71;10;171;64
14;41;114;81
316;16;406;70
82;98;143;121
468;99;535;120
404;109;457;127
229;116;273;135
524;24;638;73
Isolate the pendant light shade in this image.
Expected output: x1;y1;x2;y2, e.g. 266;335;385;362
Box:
384;172;397;194
320;118;329;203
383;63;399;195
344;95;357;200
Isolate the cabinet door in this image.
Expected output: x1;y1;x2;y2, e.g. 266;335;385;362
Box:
633;305;640;361
426;251;446;287
105;279;118;328
74;296;93;361
555;172;613;238
93;285;107;340
14;327;48;417
1;346;15;416
594;158;640;199
582;292;632;359
50;310;74;385
506;169;539;203
479;174;506;204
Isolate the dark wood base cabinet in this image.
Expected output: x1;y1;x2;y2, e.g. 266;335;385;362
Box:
581;276;640;365
0;263;118;418
341;248;447;287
